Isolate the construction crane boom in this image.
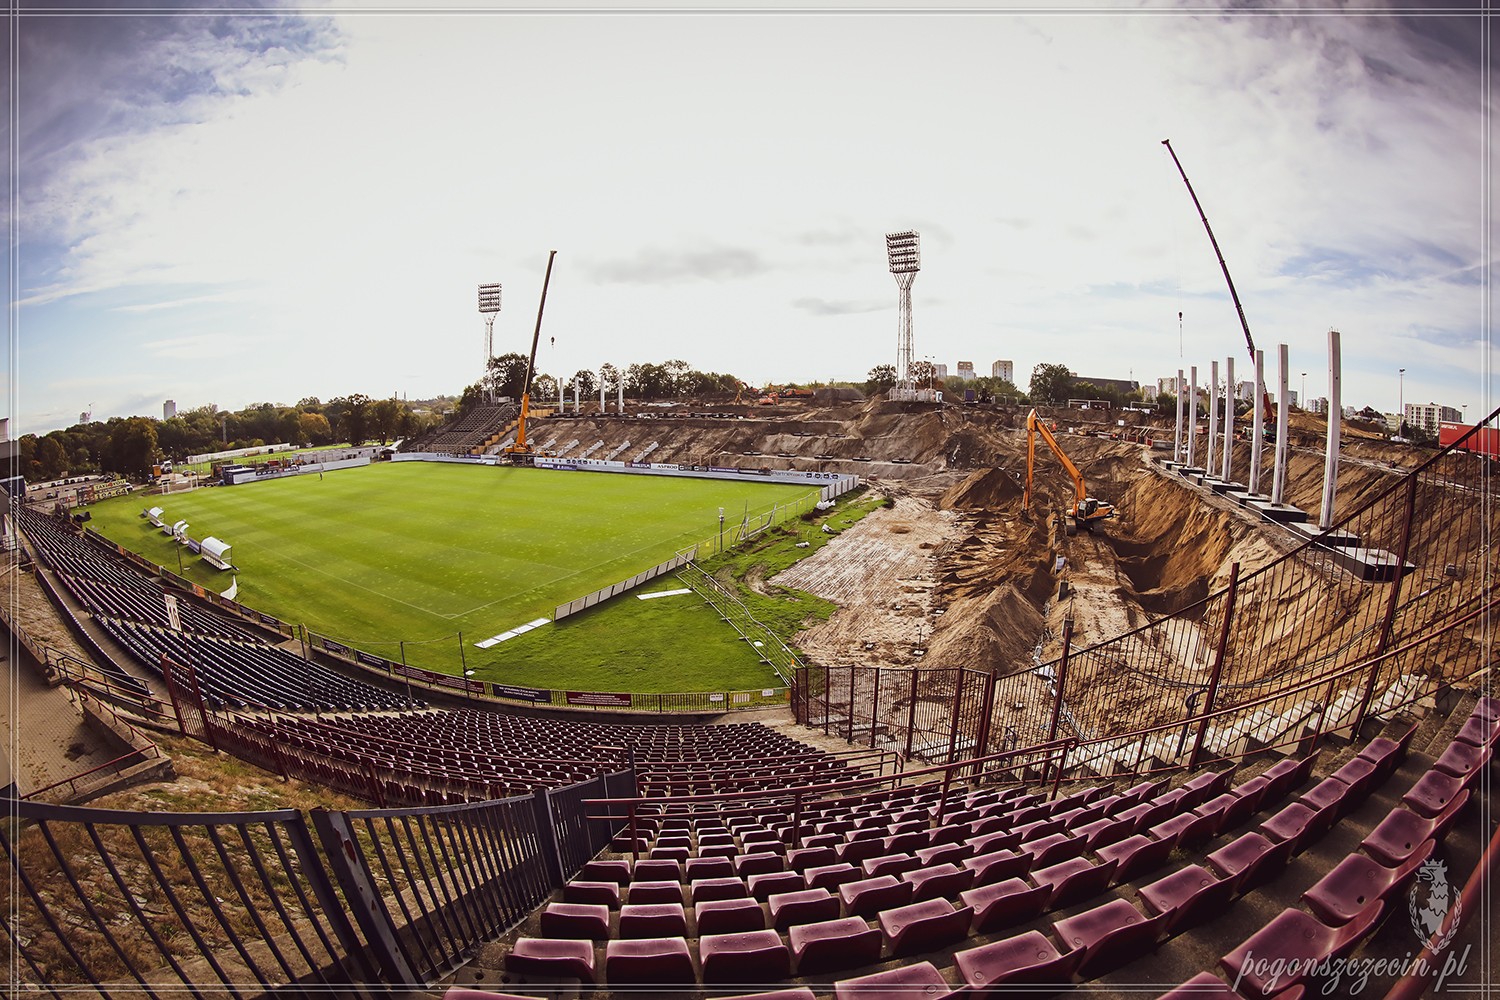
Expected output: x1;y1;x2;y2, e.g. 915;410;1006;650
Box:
1161;139;1276;425
1024;409;1115;528
508;250;557;457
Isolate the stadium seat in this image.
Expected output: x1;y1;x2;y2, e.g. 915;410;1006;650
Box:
835;961;957;999
1097;833;1177;884
698;929;790;985
695;897;766;936
1221;903;1384;1000
788;916;882;975
768;888;840;930
539;902;610;940
1138;864;1239;935
504;938;596;983
618;902;687;938
1052;897;1169;979
961;876;1049;934
839;873;914;919
605;936;695;985
1301;840;1433;925
878;897;974;957
1360;793;1468;867
954;929;1082;994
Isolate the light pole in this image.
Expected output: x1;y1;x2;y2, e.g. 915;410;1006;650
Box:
1300;372;1307;410
1398;368;1405;435
478;282;501;403
886;231;921;399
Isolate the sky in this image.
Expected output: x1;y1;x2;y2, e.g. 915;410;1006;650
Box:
3;1;1495;437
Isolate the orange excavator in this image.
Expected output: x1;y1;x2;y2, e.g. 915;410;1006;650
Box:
1023;408;1116;530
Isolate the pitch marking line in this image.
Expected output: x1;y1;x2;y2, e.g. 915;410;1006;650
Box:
474;617;551;649
637;588;692;600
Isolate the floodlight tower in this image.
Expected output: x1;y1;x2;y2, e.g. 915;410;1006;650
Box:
886;231;921;398
478;282;502;402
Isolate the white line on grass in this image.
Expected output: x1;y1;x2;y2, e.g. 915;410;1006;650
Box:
637;589;692;600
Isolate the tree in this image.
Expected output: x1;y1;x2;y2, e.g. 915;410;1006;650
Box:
298;412;333;446
1029;363;1075;404
626;362;674;399
105;418;158;478
484;352;532;399
36;435;67;479
866;364;897;393
910;360;937;387
599;363;621;394
571;369;597;397
334;394;371;445
532;375;558;402
371;398;403;444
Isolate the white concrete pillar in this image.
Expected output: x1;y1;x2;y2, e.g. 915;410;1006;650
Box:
1273;344;1290;505
1319;330;1343;529
1249;350;1265;494
1222;356;1235;482
1206;361;1219;476
600;375;606;413
1174;368;1185;462
1187;366;1198;467
618;380;624;414
573;378;580;415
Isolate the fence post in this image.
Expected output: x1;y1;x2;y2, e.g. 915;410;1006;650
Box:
822;666;831;735
1188;562;1241;770
529;787;566;889
869;667;882;749
847;668;857;744
1045;621;1073;748
1352;473;1421;736
308;808;421;987
904;669;920;766
945;668;967;766
974;673;997;781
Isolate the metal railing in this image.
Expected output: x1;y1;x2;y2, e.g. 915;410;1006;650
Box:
1;768;633;995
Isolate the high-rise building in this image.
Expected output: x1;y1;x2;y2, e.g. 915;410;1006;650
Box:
991;360;1014;383
933;363;949;380
1157;377;1178;398
1307;397;1330;415
164;399;177;420
956;361;975;382
1404;402;1462;436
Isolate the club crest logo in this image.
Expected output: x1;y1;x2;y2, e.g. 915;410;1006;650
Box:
1409;856;1460;953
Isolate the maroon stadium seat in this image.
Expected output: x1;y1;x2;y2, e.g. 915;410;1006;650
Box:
618;902;688;938
835;961;956;1000
1138;864;1238;935
961;876;1050;934
695;897;767;935
839;873;914;919
788;915;882;975
539;902;610;940
1097;833;1176;884
504;937;596;983
954;929;1083;994
698;928;790;985
747;871;805;901
605;936;695;985
768;887;841;929
1052;897;1169;979
1403;770;1467;818
1220;902;1384;1000
1360;793;1468;867
903;861;976;902
1301;840;1433;925
1031;856;1119;909
878;897;974;957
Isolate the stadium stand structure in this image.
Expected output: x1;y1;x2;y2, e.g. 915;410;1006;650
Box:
401;403;519;454
1;416;1494;998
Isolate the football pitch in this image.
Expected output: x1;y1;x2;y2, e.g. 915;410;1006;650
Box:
86;462;820;689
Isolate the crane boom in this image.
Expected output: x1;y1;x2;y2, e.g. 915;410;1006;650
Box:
508;250;557;456
1161;139;1276;425
1024;409;1115;527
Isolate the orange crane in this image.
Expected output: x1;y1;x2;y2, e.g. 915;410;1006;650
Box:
1024;409;1116;529
504;250;557;461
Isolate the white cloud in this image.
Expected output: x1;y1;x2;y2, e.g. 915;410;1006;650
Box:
10;9;1493;432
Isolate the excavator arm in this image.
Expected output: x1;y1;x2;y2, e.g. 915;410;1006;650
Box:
1024;409;1115;526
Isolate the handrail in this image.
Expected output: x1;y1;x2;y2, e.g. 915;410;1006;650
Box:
21;744;159;801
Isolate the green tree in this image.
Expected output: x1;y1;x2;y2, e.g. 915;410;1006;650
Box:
371;398;403;444
298;412;333;445
571;369;597;397
333;394;371;445
105;417;158;477
35;435;67;479
599;363;621;393
1029;363;1075;404
866;364;896;393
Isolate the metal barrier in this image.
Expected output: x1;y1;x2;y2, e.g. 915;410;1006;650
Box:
676;559;802;685
1;768;634;995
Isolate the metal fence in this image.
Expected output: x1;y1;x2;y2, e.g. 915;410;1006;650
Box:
1;769;634;995
796;407;1499;770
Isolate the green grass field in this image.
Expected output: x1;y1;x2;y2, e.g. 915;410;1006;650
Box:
86;463;821;689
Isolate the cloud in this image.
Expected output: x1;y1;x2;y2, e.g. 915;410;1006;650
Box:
792;297;886;317
584;247;771;285
140;333;244;359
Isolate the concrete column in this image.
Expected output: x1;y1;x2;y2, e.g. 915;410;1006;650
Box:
573;379;580;415
1206;361;1219;476
1249;350;1265;494
600;376;605;413
1174;368;1185;462
1273;344;1290;505
1319;330;1343;529
1222;356;1235;482
1187;366;1198;467
618;380;625;414
558;379;564;410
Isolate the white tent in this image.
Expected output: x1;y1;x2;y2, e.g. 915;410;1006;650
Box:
200;537;232;571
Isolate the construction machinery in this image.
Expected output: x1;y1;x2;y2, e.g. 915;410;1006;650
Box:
504;250;558;462
1024;408;1116;530
1161;139;1276;429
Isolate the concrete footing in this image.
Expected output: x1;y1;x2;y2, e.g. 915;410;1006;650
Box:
1285;522;1363;548
1327;546;1415;583
1246;499;1310;523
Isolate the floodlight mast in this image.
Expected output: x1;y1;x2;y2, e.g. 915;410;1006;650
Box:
886;231;921;398
478;283;502;403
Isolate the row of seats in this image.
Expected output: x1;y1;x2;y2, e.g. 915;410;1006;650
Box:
495;706;1495;996
98;615;419;713
56;570;258;642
